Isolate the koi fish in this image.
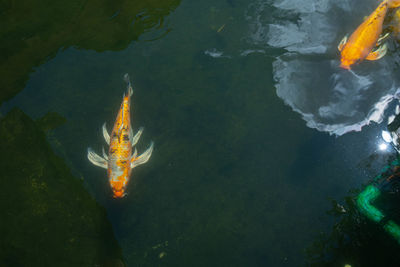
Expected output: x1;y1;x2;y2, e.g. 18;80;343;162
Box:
87;74;154;198
338;0;400;69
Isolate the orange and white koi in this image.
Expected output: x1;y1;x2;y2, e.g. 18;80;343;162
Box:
88;74;153;198
338;0;400;69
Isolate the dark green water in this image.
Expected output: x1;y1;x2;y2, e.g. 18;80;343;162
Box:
2;0;400;266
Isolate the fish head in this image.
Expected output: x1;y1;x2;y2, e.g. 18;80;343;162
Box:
340;49;357;69
109;168;129;198
108;164;132;198
339;60;352;70
113;189;126;198
111;180;127;198
339;32;369;70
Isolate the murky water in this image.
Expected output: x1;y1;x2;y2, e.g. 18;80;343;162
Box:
2;0;400;266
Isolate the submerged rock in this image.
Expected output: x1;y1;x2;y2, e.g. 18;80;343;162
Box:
0;108;123;266
0;0;181;105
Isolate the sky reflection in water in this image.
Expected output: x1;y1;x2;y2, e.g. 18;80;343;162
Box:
247;0;400;135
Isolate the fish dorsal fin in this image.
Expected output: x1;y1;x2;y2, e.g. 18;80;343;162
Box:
366;43;387;60
338;35;348;51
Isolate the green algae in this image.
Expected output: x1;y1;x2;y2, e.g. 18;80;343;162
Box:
0;108;123;267
0;0;180;105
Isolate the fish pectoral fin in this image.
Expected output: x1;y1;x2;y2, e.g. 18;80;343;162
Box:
365;43;387;60
102;123;110;145
102;146;109;160
87;148;108;169
338;35;348;51
131;142;154;169
376;32;390;46
132;127;144;147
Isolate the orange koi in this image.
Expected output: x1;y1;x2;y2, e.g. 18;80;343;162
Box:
338;0;400;69
88;74;154;198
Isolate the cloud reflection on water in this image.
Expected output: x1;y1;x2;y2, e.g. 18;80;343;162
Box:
247;0;400;135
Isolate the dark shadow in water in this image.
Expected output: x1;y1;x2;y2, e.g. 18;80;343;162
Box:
0;108;123;266
306;155;400;266
0;0;181;105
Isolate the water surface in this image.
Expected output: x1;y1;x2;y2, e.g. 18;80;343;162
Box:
1;0;400;266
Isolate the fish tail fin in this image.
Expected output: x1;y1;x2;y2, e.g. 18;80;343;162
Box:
388;0;400;8
123;73;133;97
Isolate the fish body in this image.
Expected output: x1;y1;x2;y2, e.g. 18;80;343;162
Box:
338;0;391;69
88;74;154;198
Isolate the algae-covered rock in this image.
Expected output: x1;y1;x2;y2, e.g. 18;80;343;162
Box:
36;111;67;132
0;0;181;104
0;108;123;267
